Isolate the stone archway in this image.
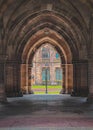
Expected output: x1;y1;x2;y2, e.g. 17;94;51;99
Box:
0;0;93;103
4;9;88;97
21;28;73;95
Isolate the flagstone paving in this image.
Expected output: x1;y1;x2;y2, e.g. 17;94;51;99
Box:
0;94;93;130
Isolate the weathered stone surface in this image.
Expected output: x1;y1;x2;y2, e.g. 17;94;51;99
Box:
0;0;93;101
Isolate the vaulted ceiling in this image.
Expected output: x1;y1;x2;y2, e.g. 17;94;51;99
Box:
0;0;93;32
0;0;93;61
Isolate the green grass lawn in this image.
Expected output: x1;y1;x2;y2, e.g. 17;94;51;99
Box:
32;85;62;94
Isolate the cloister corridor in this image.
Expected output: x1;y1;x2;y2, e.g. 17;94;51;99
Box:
1;0;93;129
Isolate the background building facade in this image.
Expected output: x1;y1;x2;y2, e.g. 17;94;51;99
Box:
32;44;62;85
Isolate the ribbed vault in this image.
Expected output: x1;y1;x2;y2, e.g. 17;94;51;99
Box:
6;10;86;61
0;0;92;60
0;0;92;98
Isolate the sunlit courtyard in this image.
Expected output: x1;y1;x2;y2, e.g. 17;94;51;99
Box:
32;85;62;94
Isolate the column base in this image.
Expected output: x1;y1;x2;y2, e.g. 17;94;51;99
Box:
71;89;88;97
60;88;65;94
87;94;93;103
71;89;78;96
28;86;34;94
6;91;23;97
28;90;34;94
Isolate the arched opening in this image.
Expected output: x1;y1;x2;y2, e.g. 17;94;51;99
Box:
4;10;88;98
0;0;93;128
21;29;73;95
30;43;63;94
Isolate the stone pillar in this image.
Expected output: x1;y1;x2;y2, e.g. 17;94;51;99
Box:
0;55;7;102
5;61;23;97
28;65;34;94
60;64;66;94
72;60;88;96
72;62;79;96
60;64;73;94
21;64;26;94
87;60;93;102
87;14;93;102
14;63;22;96
0;17;7;102
67;64;73;94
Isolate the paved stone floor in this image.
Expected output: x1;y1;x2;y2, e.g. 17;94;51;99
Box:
0;94;93;130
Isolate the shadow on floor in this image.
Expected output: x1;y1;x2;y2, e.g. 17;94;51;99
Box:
0;94;92;118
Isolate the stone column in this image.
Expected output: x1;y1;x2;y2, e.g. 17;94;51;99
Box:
67;64;73;94
72;61;79;96
88;59;93;102
21;64;26;94
87;14;93;102
0;55;7;102
60;64;66;94
28;65;34;94
5;61;23;97
72;60;88;96
0;17;7;102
